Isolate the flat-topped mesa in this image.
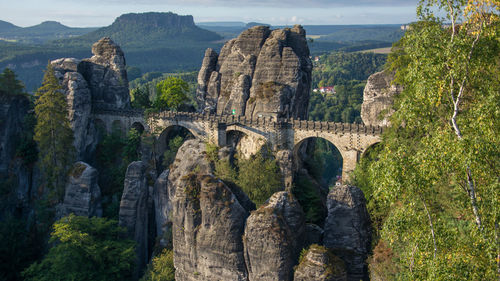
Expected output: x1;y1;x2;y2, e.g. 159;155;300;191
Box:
197;25;312;120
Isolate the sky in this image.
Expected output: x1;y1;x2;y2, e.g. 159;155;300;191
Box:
0;0;418;27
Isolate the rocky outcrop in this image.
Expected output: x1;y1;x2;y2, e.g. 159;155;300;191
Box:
171;139;249;281
197;25;312;119
294;244;347;281
153;169;171;247
324;185;371;281
52;58;97;162
361;71;402;126
0;94;30;177
119;161;150;277
78;38;130;110
244;191;305;281
51;38;131;161
59;162;102;218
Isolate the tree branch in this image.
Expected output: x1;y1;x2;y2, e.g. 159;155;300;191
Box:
422;199;437;259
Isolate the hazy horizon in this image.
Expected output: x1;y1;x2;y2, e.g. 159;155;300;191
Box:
1;0;417;28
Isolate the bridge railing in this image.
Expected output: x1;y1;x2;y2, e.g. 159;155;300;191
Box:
152;111;385;135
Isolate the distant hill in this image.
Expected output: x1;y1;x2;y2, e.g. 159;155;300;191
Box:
0;12;224;91
0;20;98;44
56;12;222;49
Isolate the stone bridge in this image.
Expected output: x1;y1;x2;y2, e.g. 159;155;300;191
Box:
91;109;384;185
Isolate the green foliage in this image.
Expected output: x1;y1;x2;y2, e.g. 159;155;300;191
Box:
34;64;75;201
130;86;152;109
234;152;282;207
162;135;184;168
309;52;386;123
358;2;500;279
15;110;38;166
22;214;136;281
292;175;325;225
0;68;25;96
140;249;175;281
154;77;189;111
96;127;141;219
0;217;41;281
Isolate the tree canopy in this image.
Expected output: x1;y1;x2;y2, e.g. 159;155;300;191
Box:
0;68;25;96
22;214;136;281
34;64;75;200
153;77;189;111
355;1;499;279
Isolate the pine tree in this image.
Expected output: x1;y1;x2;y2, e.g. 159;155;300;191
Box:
34;64;75;200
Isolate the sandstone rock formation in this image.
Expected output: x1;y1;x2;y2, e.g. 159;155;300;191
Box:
197;25;312;119
171;139;249;281
294;244;347;281
52;58;96;162
244;191;305;281
79;37;130;110
153;169;171;247
119;161;150;276
51;38;131;161
0;94;30;177
324;185;371;281
361;70;402;126
59;162;103;218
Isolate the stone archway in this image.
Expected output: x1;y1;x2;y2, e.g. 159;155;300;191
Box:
225;124;268;159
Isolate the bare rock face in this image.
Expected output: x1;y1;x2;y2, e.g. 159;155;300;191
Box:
294;245;347;281
171;139;249;281
197;25;312;119
52;59;97;162
361;71;402;126
79;37;130;110
119;161;150;276
0;94;30;177
153;169;171;247
244;191;305;281
324;185;371;281
59;162;103;218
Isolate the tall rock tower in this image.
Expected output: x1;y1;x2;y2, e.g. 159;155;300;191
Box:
196;25;312;120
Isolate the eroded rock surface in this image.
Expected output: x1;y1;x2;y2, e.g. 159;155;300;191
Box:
294;245;347;281
79;38;130;110
119;161;150;276
361;71;402;126
59;162;102;218
324;185;371;281
171;139;249;281
244;191;305;281
197;25;312;119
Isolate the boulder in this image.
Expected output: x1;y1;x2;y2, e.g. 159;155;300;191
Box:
59;162;103;218
324;185;371;281
294;244;347;281
171;139;249;281
244;191;305;281
78;37;130;110
360;71;402;127
119;161;150;277
197;25;312;119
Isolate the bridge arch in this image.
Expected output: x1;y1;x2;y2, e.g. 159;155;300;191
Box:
111;120;124;136
293;136;344;186
225;124;268;159
131;122;145;134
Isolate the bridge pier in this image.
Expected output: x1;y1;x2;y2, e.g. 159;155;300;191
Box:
341;150;359;183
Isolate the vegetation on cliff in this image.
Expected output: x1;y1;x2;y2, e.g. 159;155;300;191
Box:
34;64;75;200
355;1;499;279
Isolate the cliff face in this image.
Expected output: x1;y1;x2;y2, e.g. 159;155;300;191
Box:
197;25;312;119
52;37;131;161
170;140;249;281
360;70;402;126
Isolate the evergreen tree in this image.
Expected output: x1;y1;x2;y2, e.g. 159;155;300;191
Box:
0;68;25;96
34;64;75;200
